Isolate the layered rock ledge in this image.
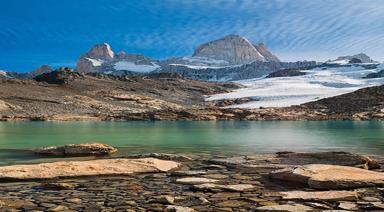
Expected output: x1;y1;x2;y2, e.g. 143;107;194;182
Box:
0;158;180;181
270;164;384;189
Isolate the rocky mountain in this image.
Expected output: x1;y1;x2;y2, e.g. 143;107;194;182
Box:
75;35;289;81
76;43;161;74
364;69;384;79
192;35;267;65
254;43;280;62
327;53;377;64
1;65;53;79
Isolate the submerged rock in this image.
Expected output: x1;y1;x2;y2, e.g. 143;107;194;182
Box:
270;164;384;189
0;158;180;180
128;153;193;161
34;143;118;157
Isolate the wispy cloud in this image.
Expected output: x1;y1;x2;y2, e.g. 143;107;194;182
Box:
0;0;383;71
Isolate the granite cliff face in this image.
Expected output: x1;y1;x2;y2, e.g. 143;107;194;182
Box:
192;35;266;65
254;43;280;62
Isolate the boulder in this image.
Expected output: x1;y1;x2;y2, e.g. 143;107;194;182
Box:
280;190;358;201
0;158;180;180
270;164;384;189
34;143;118;157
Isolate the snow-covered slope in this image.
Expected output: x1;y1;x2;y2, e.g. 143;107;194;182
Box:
206;64;384;108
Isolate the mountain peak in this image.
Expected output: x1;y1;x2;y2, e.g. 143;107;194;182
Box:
193;35;279;65
85;43;114;60
30;65;53;76
330;53;377;64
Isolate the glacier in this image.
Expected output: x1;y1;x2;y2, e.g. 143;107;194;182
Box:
206;64;384;108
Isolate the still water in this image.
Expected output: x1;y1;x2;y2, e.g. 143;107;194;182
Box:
0;121;383;165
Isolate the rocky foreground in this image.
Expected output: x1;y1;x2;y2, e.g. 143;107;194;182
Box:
0;68;383;121
0;150;383;211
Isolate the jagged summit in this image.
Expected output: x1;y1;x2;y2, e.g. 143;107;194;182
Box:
76;43;160;74
192;35;279;65
193;35;264;65
85;43;114;60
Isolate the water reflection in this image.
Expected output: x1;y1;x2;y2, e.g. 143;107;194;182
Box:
0;121;383;165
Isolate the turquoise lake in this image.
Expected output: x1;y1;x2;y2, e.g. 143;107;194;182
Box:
0;121;383;165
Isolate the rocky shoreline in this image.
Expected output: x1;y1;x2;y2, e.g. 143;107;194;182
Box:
0;149;383;211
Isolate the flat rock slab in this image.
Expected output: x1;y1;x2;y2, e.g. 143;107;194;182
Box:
175;177;218;185
170;171;208;176
270;164;384;189
256;204;313;212
210;151;380;170
193;183;254;192
0;158;180;181
34;143;118;156
280;190;358;201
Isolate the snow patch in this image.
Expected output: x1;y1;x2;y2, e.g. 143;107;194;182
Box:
181;56;230;66
169;64;225;70
85;58;103;67
114;61;160;72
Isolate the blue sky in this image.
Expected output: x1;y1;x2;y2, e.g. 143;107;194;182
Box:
1;0;384;72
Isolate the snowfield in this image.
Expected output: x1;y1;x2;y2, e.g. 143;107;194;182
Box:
206;64;384;108
114;61;160;72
